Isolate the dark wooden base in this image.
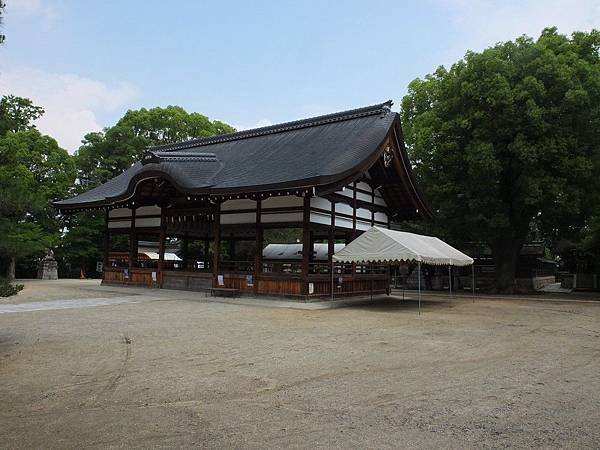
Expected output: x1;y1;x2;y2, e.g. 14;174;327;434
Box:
102;268;389;301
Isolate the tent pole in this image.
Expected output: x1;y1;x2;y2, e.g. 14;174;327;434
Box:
418;261;421;315
400;264;404;300
472;263;475;303
370;263;373;302
448;265;452;308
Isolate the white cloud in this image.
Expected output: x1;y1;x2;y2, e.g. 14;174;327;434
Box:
437;0;600;61
0;66;139;152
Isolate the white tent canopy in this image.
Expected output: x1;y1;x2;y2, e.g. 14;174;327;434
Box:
140;251;181;261
332;227;473;266
263;243;345;260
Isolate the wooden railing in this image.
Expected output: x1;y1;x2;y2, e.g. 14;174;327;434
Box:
103;262;390;298
161;270;213;291
103;267;157;287
256;275;303;296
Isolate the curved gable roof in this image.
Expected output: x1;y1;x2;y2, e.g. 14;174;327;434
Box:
54;101;428;216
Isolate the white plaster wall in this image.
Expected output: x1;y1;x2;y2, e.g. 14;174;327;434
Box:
375;212;388;224
220;212;257;225
221;199;256;211
109;208;133;218
108;220;131;229
135;217;161;228
310;211;331;226
262;195;303;208
335;202;353;216
355;181;372;192
136;205;161;216
335;217;354;229
310;196;331;210
261;212;303;223
356;208;372;220
356;220;371;231
355;191;373;203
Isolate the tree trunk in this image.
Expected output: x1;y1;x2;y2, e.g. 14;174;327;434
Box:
7;256;16;281
492;238;524;293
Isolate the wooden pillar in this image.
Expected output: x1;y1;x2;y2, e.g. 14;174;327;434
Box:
158;208;166;287
328;200;335;265
204;239;210;269
230;235;236;262
212;201;221;287
371;185;375;226
103;208;110;268
128;207;137;282
351;182;357;286
345;232;352;245
182;232;189;270
302;194;311;296
254;198;262;294
328;200;335;298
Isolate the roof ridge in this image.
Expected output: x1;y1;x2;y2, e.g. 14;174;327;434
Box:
150;100;393;152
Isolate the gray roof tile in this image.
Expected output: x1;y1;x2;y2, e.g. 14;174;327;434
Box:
55;101;418;210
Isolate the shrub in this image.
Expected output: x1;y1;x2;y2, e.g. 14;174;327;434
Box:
0;278;24;297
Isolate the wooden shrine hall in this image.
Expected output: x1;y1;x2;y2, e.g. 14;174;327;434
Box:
54;101;431;299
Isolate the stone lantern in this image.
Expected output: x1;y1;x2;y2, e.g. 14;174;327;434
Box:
37;250;58;280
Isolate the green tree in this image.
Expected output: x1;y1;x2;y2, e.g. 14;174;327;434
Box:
59;106;236;273
0;129;76;279
0;95;44;135
401;28;600;292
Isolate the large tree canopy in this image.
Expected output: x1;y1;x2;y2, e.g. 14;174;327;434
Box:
401;28;600;292
0;127;75;279
0;95;74;279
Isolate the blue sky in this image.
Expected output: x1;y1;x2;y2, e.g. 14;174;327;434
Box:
1;0;599;151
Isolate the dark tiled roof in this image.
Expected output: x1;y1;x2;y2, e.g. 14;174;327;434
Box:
55;101;419;209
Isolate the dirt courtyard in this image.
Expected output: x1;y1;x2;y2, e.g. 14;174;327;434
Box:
1;280;599;449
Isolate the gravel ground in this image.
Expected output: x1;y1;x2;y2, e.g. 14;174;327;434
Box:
1;280;599;449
